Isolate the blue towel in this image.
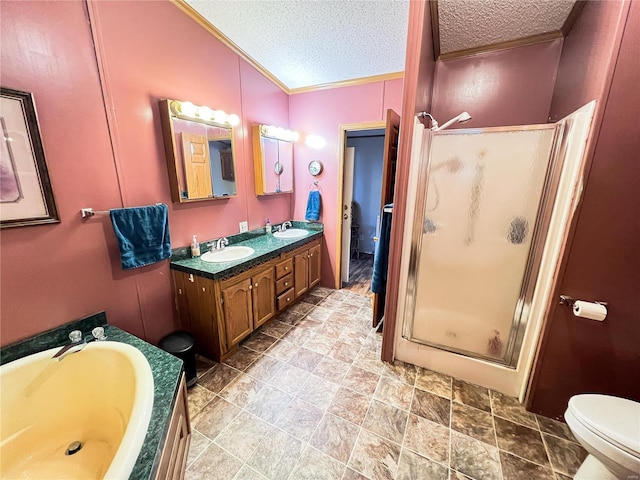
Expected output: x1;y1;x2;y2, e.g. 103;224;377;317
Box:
372;204;393;293
110;204;171;270
305;190;321;222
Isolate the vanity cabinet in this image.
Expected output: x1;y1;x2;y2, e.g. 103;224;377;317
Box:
155;373;190;480
172;272;225;361
221;265;275;346
293;241;322;299
275;257;295;311
171;237;321;361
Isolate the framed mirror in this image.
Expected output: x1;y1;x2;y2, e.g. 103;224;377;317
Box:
159;99;239;202
252;124;297;196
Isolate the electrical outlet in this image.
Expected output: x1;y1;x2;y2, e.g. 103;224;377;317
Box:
239;221;248;233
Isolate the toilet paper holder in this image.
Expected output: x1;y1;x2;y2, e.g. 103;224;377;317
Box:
559;295;608;307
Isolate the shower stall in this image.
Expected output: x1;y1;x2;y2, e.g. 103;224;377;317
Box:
402;124;564;367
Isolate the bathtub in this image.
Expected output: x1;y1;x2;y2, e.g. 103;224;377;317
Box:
0;341;154;479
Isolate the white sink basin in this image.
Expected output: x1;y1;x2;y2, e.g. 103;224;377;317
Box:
273;229;310;239
201;246;255;263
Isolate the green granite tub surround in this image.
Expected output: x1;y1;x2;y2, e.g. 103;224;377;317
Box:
170;222;323;280
0;312;183;480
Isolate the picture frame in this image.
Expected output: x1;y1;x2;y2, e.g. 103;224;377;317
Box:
1;87;59;228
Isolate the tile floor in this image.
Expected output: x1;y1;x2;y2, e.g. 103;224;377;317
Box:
185;287;587;480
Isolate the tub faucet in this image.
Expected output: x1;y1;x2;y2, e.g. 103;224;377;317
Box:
52;330;86;360
282;221;292;231
52;327;106;360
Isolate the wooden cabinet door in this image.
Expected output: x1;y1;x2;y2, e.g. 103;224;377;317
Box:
155;374;191;480
308;243;321;289
181;133;213;198
195;276;224;360
222;278;253;347
172;271;192;332
294;250;309;298
252;267;276;328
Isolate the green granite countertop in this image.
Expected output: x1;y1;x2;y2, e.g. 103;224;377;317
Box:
170;222;323;280
0;313;183;480
106;325;183;480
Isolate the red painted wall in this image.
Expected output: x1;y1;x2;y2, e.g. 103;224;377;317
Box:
529;0;637;417
289;79;404;287
548;0;630;122
0;1;291;346
431;40;563;129
0;0;145;344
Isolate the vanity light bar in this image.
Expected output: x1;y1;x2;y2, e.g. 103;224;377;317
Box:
170;100;240;127
260;124;300;142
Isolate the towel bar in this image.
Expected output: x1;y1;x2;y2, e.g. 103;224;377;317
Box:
80;208;109;218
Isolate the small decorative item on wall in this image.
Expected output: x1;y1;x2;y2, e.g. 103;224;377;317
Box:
308;160;323;176
1;87;59;228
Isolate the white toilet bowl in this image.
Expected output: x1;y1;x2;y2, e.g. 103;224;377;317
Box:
565;394;640;480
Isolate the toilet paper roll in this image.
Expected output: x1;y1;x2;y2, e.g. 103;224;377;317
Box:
573;301;607;321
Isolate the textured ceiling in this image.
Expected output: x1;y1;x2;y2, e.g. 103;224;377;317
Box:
438;0;576;54
184;0;578;91
185;0;410;90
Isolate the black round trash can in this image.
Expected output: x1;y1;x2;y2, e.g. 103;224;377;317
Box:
159;331;197;387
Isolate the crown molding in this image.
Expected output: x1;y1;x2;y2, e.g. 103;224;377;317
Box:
289;72;404;95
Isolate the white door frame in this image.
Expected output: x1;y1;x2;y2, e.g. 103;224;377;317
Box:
335;121;385;289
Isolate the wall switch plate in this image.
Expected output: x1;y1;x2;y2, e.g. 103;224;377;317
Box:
239;221;248;233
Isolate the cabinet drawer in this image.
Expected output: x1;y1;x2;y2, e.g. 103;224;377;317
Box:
277;287;295;311
275;258;293;279
276;273;293;295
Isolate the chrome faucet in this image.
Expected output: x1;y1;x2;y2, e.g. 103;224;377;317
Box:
52;327;106;360
216;237;229;250
281;221;292;231
52;340;86;360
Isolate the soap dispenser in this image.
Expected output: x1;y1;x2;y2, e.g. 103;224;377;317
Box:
266;218;272;234
191;235;200;257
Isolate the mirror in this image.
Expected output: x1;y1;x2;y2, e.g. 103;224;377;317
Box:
252;124;296;195
159;99;239;202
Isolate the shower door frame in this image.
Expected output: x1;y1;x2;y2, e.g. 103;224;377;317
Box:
402;124;567;368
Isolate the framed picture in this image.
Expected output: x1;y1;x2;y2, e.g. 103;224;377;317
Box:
1;87;59;228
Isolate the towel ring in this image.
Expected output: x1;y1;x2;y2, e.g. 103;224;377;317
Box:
309;180;320;191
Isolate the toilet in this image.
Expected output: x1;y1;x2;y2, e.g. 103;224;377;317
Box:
565;394;640;479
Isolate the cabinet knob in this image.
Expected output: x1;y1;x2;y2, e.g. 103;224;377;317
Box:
310;253;313;257
188;274;194;283
286;297;290;302
285;266;288;271
284;282;288;286
178;288;183;294
255;283;258;287
202;287;205;292
249;285;253;290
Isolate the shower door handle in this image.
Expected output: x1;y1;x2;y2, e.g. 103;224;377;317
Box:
343;213;348;220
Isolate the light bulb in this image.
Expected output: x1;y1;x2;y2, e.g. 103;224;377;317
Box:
291;131;300;142
180;102;197;117
227;114;240;126
213;110;227;124
198;106;213;120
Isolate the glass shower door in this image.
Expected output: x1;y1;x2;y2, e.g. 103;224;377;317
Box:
403;125;561;366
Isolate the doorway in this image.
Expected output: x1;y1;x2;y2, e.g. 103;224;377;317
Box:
342;129;386;294
336;122;384;295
